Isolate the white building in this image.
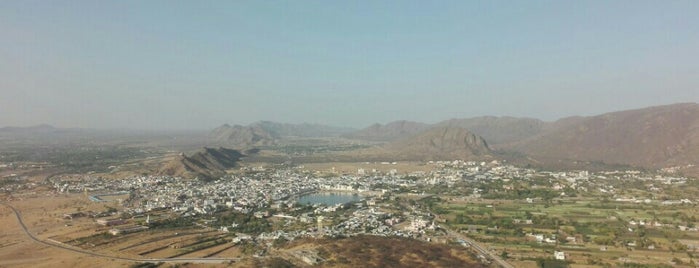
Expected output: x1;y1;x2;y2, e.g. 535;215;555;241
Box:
554;251;565;260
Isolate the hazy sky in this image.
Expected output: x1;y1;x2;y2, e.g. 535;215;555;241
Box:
1;1;698;129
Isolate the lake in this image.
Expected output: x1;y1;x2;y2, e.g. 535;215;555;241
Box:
297;192;362;206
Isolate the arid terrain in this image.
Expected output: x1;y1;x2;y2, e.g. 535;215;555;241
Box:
2;103;699;268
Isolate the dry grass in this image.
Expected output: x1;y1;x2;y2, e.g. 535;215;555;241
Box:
285;235;485;268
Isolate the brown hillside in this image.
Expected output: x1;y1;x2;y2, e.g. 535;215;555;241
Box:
435;116;546;146
510;103;699;167
348;117;546;146
159;147;243;180
210;124;275;147
382;126;492;161
344;120;430;141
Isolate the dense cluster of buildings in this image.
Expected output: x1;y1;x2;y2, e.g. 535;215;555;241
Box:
46;160;698;245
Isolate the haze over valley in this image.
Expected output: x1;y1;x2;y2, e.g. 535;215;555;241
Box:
4;103;698;176
2;1;699;268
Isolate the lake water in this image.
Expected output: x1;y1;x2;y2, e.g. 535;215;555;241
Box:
297;192;362;206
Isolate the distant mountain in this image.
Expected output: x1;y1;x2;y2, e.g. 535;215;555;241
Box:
347;117;545;146
344;120;430;141
382;126;492;160
210;124;276;147
345;104;699;169
0;124;59;133
509;103;699;168
159;147;243;180
434;116;546;146
210;121;355;147
253;121;354;137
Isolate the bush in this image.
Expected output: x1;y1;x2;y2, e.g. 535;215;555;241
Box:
536;259;568;268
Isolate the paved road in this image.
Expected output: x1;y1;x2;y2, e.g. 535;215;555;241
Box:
1;202;239;264
404;198;514;268
430;211;514;268
443;227;514;268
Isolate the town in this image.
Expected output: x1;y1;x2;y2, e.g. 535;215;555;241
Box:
3;160;691;267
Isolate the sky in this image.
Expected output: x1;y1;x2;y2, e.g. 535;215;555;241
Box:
1;1;698;130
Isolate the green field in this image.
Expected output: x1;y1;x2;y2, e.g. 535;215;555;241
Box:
429;196;699;267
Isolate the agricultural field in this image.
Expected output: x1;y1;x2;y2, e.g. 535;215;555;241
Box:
431;197;699;267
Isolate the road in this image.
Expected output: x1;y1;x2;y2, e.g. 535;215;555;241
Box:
0;202;240;264
4;198;513;267
442;227;514;268
404;197;513;268
429;211;514;268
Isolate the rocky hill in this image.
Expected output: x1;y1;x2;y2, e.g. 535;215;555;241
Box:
347;117;545;146
382;126;492;160
344;120;430;141
434;116;546;146
159;147;243;180
211;121;355;147
509;103;699;168
210;103;699;170
210;124;276;147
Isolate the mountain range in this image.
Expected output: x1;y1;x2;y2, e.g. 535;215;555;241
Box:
210;124;276;148
205;102;699;169
5;102;698;172
348;103;699;169
506;103;699;168
342;120;430;141
434;116;546;146
210;121;354;147
380;126;492;161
